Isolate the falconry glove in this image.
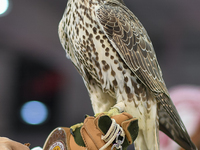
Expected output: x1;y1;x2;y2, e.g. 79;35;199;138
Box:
43;112;138;150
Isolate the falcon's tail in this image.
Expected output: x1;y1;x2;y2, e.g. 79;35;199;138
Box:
157;94;197;150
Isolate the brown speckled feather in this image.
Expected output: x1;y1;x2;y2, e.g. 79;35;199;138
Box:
58;0;197;149
96;1;196;149
96;1;167;95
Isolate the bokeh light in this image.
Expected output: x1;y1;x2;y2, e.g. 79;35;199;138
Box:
20;101;48;125
0;0;9;16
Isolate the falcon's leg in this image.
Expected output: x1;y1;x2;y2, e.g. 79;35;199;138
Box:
95;101;125;117
125;98;159;150
142;102;159;150
95;107;120;117
107;102;125;115
84;79;117;115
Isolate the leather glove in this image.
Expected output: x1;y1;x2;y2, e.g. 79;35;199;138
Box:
43;112;138;150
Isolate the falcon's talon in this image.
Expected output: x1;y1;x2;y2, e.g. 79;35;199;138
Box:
95;107;121;117
70;122;83;132
84;114;89;118
70;128;75;136
107;107;121;116
95;112;109;117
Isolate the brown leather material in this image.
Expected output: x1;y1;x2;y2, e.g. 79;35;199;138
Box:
63;128;72;150
44;113;136;150
111;112;133;125
81;125;98;150
63;127;86;150
81;116;111;150
112;113;135;145
121;118;137;144
80;113;134;150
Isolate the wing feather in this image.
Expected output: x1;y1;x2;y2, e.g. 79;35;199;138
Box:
96;2;168;95
96;1;196;149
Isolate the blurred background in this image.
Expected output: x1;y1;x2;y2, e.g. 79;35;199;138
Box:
0;0;199;149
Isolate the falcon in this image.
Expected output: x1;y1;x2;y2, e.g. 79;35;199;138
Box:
58;0;197;149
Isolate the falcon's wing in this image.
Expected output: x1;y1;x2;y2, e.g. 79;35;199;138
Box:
96;1;168;96
96;1;196;150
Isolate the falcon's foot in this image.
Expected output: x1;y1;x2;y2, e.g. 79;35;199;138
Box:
70;122;83;132
95;107;120;117
95;102;126;117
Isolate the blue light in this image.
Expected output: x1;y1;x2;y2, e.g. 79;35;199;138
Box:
20;101;48;125
0;0;9;16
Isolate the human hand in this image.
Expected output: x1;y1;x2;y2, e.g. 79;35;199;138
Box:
0;137;30;150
